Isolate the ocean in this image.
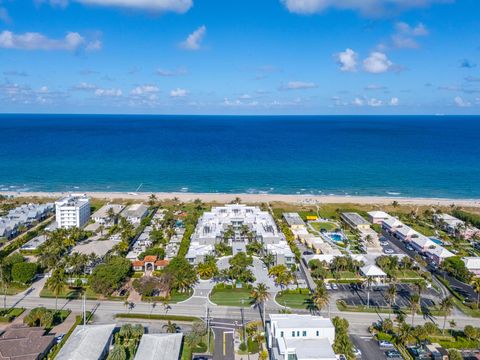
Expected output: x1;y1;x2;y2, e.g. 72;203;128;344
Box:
0;114;479;198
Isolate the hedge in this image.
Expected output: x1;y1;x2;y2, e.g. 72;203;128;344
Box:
115;313;201;322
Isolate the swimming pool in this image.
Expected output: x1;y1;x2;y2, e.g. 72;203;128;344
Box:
328;233;344;242
430;237;443;245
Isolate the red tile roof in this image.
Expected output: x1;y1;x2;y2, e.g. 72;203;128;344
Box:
143;255;158;262
154;259;169;267
132;260;144;267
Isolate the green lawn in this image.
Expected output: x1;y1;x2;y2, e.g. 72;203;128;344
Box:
310;222;338;232
40;284;98;300
276;290;310;309
143;290;193;304
326;271;357;280
209;288;252;307
3;282;29;295
0;307;25;322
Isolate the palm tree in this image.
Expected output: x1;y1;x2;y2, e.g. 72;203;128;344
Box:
395;323;413;347
0;261;11;311
470;277;480;307
262;253;275;270
439;296;453;334
250;283;270;327
148;194;157;206
311;284;329;315
415;279;427;298
409;293;420;326
386;284;397;318
46;268;66;311
163;320;179;333
107;345;126;360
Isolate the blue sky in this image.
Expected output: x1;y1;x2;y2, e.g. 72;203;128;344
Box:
0;0;479;114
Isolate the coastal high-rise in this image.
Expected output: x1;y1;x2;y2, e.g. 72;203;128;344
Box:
55;194;91;229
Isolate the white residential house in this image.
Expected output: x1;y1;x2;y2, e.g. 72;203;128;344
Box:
185;242;214;265
266;314;336;360
91;204;125;226
368;211;392;225
55;194;90;229
360;264;387;283
426;246;454;265
410;235;437;253
433;213;479;239
463;257;480;276
265;241;295;267
121;204;149;225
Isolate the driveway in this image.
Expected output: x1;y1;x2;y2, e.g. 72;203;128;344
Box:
351;334;387;360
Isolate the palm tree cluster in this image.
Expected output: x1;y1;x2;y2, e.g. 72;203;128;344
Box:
250;283;270;326
108;323;144;360
268;264;294;289
196;255;218;280
37;228;88;270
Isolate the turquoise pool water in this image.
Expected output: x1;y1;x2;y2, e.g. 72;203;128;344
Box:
329;233;344;242
430;237;444;245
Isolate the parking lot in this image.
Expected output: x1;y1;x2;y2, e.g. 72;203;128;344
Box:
332;283;439;309
351;335;388;360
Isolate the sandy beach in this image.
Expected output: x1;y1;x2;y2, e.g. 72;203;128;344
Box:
2;191;480;208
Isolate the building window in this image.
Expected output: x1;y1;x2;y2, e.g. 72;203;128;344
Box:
280;331;284;337
296;331;300;337
302;331;307;337
316;331;319;336
292;331;295;337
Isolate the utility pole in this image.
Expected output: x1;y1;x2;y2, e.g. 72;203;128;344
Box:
83;293;86;327
205;303;211;354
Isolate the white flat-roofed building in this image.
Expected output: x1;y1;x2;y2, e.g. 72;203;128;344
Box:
433;213;479;239
20;234;48;251
341;212;371;231
266;241;295;267
56;324;115;360
55;194;90;229
368;211;392;224
283;213;306;229
91;204;125;225
267;314;336;360
134;333;182;360
463;257;480;276
121;204;149;225
395;225;417;242
191;204;283;246
382;217;403;234
185;242;214;265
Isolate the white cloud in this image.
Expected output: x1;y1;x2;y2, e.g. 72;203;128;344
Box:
367;98;383;107
336;48;358;72
130;85;159;95
363;52;393;73
0;30;101;51
156;68;187;76
180;25;206;51
454;96;471;107
279;81;317;90
364;84;387;91
95;88;122;97
280;0;451;17
170;88;188;97
392;22;428;49
239;94;252;99
72;82;97;91
352;97;364;106
39;0;193;13
390;97;399;106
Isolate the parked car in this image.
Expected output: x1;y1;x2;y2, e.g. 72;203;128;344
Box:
325;283;332;290
378;340;395;349
384;248;395;254
406;244;414;251
385;350;402;358
331;283;338;290
55;334;65;344
380;241;388;246
337;355;347;360
352;346;362;358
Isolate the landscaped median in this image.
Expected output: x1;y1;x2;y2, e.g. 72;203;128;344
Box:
0;307;25;322
142;289;193;304
336;299;446;316
275;288;311;309
209;283;253;307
